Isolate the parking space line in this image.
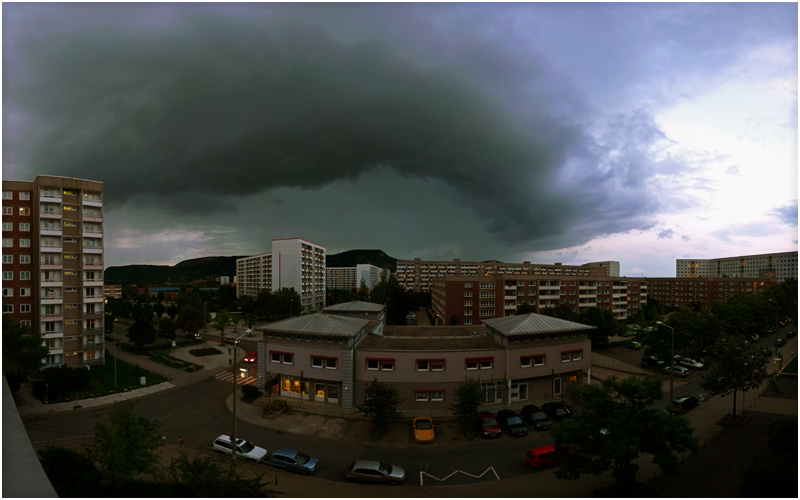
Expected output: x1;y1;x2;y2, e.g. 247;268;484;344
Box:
419;466;500;486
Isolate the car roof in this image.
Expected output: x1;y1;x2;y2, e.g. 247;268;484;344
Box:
529;445;556;453
497;409;515;415
272;448;299;458
352;460;382;469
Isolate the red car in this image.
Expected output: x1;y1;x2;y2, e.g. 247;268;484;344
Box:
526;445;572;469
243;352;257;364
476;411;502;439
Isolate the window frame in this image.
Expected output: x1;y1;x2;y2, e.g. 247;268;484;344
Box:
416;358;445;372
466;356;493;370
365;357;395;371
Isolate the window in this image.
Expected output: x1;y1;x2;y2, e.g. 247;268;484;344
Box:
480;291;495;298
311;356;337;369
561;349;582;362
480;282;495;289
2;223;11;231
20;288;30;296
20;192;30;200
270;351;293;364
464;282;473;288
3;288;11;297
2;255;11;264
20;271;30;280
464;319;472;325
20;304;31;313
3;271;12;280
528;290;536;295
464;310;472;316
366;358;394;371
19;207;30;216
20;319;31;327
521;356;531;368
2;239;11;247
19;239;30;247
2;207;10;215
464;300;472;306
464;291;472;297
63;205;76;211
2;304;12;313
64;221;76;227
19;223;30;231
63;190;77;196
2;191;11;199
466;357;493;370
415;390;444;402
416;359;445;371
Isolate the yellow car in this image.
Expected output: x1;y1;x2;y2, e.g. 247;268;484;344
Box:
413;417;435;443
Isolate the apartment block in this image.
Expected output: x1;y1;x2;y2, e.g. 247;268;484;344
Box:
396;258;608;292
431;275;648;325
648;277;778;309
676;252;797;282
236;238;326;310
582;261;620;277
326;264;388;292
2;175;105;369
103;284;122;299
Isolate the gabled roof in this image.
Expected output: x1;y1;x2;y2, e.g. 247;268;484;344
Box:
322;301;386;313
259;313;369;337
482;314;594;336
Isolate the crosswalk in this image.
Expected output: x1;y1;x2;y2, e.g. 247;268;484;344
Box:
214;371;257;385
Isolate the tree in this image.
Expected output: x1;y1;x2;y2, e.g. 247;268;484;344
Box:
176;305;204;337
700;335;775;422
242;312;258;332
449;379;484;425
158;452;278;497
215;285;238;312
212;310;232;345
577;307;622;347
274;287;301;318
355;278;370;302
356;378;405;436
127;318;157;352
2;317;48;388
84;401;163;486
158;316;177;341
153;301;165;318
156;291;166;303
515;303;537;315
542;303;578;322
38;445;102;497
552;375;698;489
167;303;178;320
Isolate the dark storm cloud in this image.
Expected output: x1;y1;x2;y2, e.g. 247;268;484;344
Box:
4;4;755;251
767;201;798;227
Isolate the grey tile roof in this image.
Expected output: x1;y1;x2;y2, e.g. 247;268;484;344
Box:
482;313;595;336
322;301;386;312
258;313;369;337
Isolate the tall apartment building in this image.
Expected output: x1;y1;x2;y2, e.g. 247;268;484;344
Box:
2;175;105;369
432;275;647;325
396;258;608;292
326;264;388;292
676;252;797;282
236;238;326;310
648;277;777;309
582;261;620;277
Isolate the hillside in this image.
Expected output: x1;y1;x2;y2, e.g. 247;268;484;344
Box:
326;249;398;272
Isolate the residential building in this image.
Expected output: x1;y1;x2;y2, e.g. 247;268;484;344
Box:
431;275;648;325
326;264;388;292
396;258;608;292
647;277;778;309
236;238;326;310
582;261;620;277
103;284;122;298
2;175;105;368
257;304;592;411
676;252;797;282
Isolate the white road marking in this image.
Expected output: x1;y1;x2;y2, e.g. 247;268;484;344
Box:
420;467;500;486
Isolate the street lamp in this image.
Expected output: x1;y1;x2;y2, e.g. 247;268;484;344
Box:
235;306;241;333
657;321;675;403
204;302;208;333
769;299;779;354
113;319;118;390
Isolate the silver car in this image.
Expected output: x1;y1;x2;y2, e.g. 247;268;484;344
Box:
212;435;268;462
346;460;406;485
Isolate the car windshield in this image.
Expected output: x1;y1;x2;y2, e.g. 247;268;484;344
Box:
294;452;310;465
238;441;255;453
531;412;547;420
416;420;432;430
378;462;393;475
482;418;498;426
508;416;524;426
556;408;570;416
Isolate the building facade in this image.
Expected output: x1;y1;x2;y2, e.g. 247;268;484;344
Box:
582;261;620;277
431;275;648;325
257;304;593;412
326;264;388;292
647;277;778;309
676;252;798;282
2;175;105;368
396;258;608;292
103;284;122;299
236;238;326;310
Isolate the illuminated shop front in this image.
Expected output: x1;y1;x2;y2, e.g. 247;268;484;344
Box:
280;375;340;404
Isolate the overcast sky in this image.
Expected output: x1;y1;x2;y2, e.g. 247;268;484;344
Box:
3;3;797;276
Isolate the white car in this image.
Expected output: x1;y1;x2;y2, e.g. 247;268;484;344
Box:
680;358;704;369
663;365;690;377
212;435;268;462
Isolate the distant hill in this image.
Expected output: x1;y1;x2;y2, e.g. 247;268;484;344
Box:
326;249;398;273
105;256;244;286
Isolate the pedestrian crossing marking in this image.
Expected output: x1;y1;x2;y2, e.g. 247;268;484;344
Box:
214;371;257;385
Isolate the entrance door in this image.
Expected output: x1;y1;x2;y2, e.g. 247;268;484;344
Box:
510;381;528;402
315;383;325;402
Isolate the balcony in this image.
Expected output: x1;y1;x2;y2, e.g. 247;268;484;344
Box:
40;229;62;236
40;297;63;305
539;285;560;290
82;230;103;239
40;246;63;253
83;279;104;288
579;302;597;308
40;210;62;219
83;247;103;254
83;262;103;270
39;194;62;203
505;294;517;300
83;311;103;320
83;327;104;335
82;214;103;223
84;296;104;303
40;262;63;270
42;331;64;338
504;303;516;310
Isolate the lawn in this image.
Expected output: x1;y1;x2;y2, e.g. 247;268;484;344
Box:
783;357;798;374
66;355;170;400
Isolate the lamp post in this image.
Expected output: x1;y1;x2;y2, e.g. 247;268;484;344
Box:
235;306;241;333
657;321;675;403
204;302;208;333
231;330;247;463
769;299;779;354
113;319;118;390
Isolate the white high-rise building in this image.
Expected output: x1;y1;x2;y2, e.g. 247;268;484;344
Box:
236;238;326;310
326;263;388;291
676;251;798;282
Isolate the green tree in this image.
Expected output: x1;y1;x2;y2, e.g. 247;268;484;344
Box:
700;336;775;422
127;318;157;352
2;317;48;388
212;310;232;345
326;288;357;307
167;303;178;319
158;316;177;341
38;445;101;497
158;452;278;497
242;312;258;332
215;285;239;312
449;379;484;426
176;305;204;336
371;275;409;325
255;288;276;320
515;303;537;315
577;307;622;347
355;278;370;302
274;288;302;318
153;301;165;318
122;285;138;301
552;375;698;489
84;401;163;486
156;291;166;303
542;303;578;322
356;378;405;436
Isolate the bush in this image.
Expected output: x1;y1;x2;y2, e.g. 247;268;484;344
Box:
33;380;47;400
241;385;262;402
262;399;287;416
5;372;22;393
39;366;92;400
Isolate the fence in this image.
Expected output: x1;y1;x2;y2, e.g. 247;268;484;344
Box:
30;435;94;450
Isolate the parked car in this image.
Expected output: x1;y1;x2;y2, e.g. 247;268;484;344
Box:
346;461;406;485
663;365;690;378
749;334;760;343
476;411;502;439
212;435;268;462
640;356;664;369
413;417;435;443
624;340;642;350
521;405;552;431
679;358;704;369
266;448;318;475
526;445;572;469
542;402;573;423
673;396;700;413
787;331;796;339
243;352;257;363
496;409;528;437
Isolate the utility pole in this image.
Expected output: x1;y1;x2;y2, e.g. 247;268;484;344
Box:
658;321;676;403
